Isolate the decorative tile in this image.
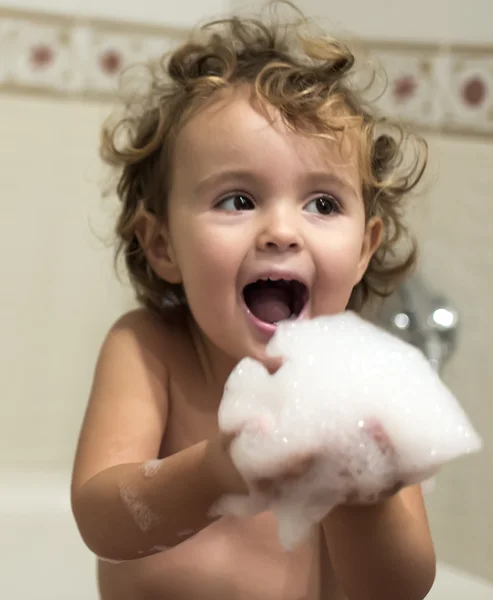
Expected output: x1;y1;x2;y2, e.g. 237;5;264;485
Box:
1;8;493;138
358;42;493;138
0;9;184;99
82;28;178;95
445;54;493;134
367;49;443;128
1;16;83;93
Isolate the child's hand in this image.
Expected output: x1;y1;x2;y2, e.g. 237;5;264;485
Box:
343;419;405;505
250;419;405;507
252;453;319;500
231;354;323;499
261;354;284;375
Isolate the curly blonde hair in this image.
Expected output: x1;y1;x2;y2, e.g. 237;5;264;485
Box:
101;2;427;317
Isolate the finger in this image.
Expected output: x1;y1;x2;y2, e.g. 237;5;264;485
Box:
281;455;317;481
263;355;284;375
255;476;276;495
363;418;396;456
253;454;317;497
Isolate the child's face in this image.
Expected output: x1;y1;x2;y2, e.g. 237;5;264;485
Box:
158;88;381;363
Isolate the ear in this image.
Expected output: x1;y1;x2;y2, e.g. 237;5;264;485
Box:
354;216;383;284
135;210;182;284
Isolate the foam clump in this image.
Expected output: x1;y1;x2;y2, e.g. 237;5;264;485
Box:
216;312;482;550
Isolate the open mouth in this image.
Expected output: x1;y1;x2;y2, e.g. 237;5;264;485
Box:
242;278;309;326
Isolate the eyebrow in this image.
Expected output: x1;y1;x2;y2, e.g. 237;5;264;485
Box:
193;170;258;195
193;169;360;198
299;171;360;198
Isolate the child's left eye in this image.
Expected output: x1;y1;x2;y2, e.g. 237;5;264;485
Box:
305;195;340;216
217;194;255;211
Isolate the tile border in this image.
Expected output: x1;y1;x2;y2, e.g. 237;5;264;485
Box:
2;7;493;139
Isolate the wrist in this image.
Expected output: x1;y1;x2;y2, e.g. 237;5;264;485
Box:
205;435;248;496
324;494;399;528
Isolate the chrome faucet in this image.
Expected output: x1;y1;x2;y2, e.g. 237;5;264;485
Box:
376;274;459;373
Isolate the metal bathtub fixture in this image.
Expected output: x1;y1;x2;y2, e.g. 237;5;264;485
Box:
377;274;459;374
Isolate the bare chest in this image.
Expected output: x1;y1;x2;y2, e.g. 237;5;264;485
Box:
163;514;326;599
152;371;341;600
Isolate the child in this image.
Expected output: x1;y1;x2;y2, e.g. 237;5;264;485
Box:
71;3;436;599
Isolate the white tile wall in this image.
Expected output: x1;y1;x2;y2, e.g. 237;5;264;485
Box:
0;94;135;468
409;135;493;580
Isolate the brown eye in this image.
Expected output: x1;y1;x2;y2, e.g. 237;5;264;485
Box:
305;195;340;215
218;194;255;211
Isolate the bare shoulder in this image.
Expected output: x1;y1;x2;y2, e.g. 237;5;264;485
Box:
72;307;191;489
108;307;184;347
103;307;193;371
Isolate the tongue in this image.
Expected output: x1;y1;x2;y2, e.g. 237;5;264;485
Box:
248;287;292;324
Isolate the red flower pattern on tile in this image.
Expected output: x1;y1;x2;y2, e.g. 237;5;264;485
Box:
393;75;417;103
2;10;493;137
462;76;487;107
30;44;54;69
100;49;123;75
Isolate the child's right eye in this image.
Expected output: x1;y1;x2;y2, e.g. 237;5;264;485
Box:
217;194;255;211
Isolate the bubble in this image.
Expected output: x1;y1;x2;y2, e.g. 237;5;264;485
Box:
177;529;194;538
98;556;124;564
140;459;162;478
119;483;161;533
218;311;482;550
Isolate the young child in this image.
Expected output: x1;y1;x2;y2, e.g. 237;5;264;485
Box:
71;4;436;599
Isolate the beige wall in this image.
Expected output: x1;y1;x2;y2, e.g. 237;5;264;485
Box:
0;0;229;28
0;94;135;468
408;136;493;580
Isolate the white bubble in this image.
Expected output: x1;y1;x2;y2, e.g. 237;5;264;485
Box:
98;556;124;564
119;484;161;533
217;311;482;550
177;529;194;538
150;545;170;553
140;459;162;478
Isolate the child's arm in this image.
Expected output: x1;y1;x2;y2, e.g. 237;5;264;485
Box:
322;485;436;600
71;311;245;562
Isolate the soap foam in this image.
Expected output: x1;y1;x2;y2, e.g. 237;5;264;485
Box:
177;529;195;538
217;312;482;550
133;546;171;556
140;459;162;478
120;483;162;533
98;556;124;564
99;546;170;562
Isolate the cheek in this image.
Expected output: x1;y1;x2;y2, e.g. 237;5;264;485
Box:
318;222;364;269
332;244;363;278
319;254;361;294
172;223;243;302
312;227;366;305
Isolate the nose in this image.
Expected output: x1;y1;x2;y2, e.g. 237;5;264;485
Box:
256;207;304;253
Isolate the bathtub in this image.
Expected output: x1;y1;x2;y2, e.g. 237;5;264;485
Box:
2;471;493;600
